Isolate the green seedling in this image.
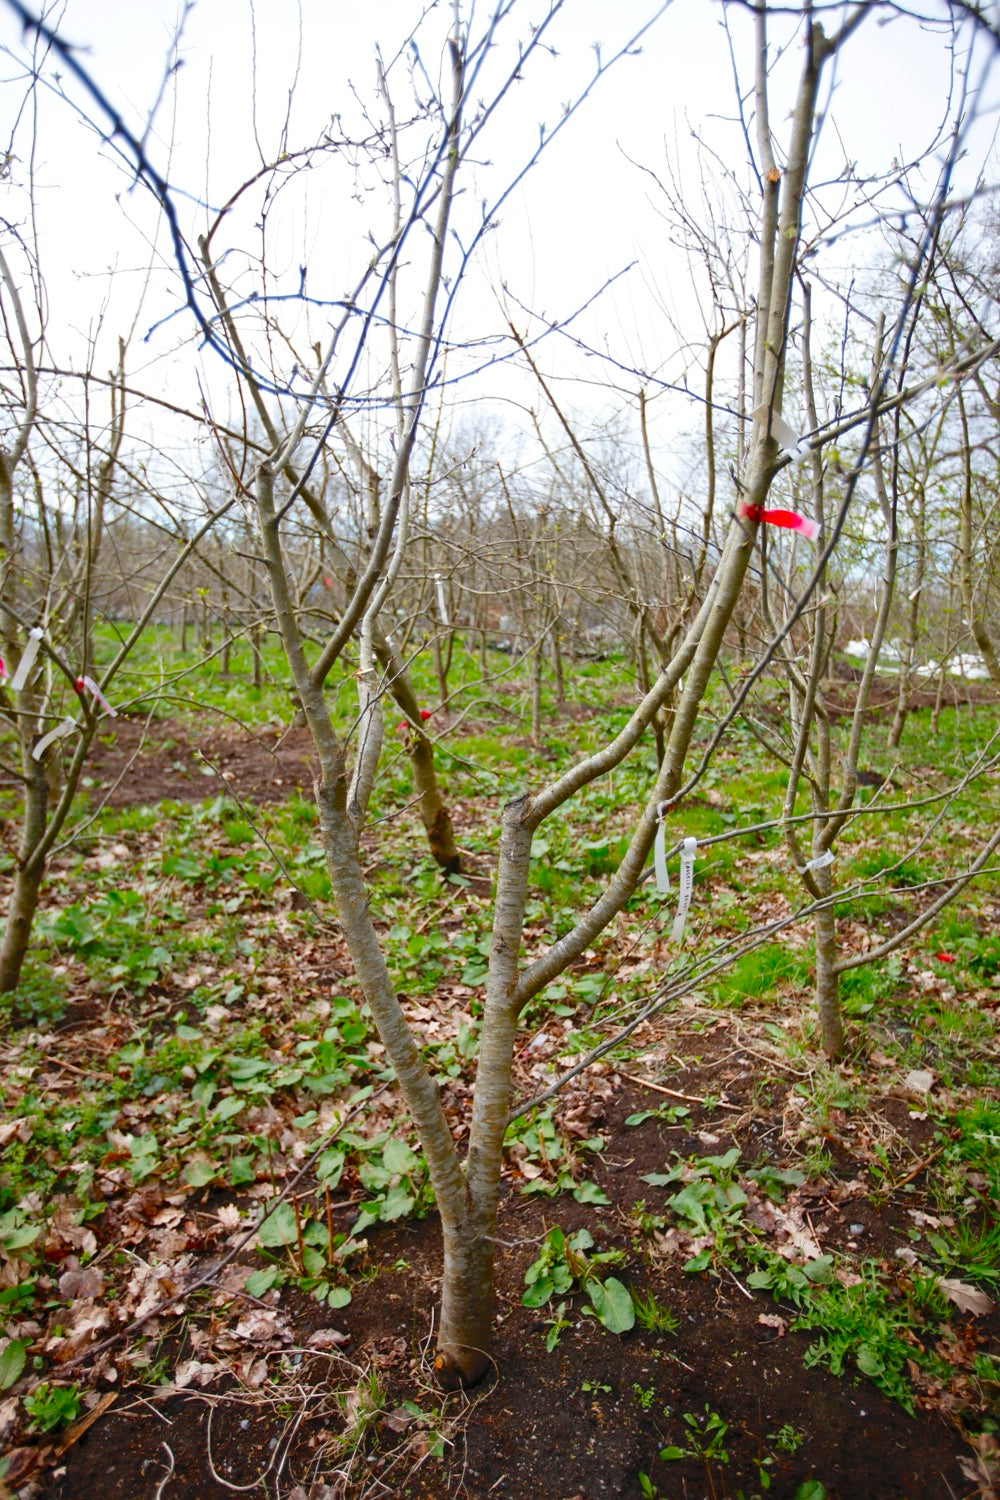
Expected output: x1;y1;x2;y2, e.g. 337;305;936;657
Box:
523;1226;634;1335
632;1288;679;1334
24;1382;82;1434
660;1404;730;1464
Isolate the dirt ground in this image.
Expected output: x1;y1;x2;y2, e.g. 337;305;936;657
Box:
3;710;998;1500
83;715;321;809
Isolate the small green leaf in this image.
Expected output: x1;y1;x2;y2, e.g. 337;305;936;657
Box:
573;1180;610;1206
212;1095;245;1122
0;1338;28;1391
257;1201;298;1248
523;1276;556;1308
245;1267;282;1297
586;1276;634;1333
382;1138;419;1175
660;1445;688;1461
326;1286;352;1309
183;1159;217;1188
856;1344;884;1377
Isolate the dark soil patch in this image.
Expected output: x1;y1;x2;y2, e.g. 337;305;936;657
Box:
85;716;319;808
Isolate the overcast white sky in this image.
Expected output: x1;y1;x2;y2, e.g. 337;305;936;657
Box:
0;0;997;477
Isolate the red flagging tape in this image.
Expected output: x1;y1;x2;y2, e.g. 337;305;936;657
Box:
740;501;818;540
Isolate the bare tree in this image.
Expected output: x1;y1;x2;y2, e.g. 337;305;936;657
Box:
7;0;999;1392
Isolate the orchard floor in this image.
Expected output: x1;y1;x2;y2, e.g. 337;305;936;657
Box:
23;1054;999;1500
2;705;998;1500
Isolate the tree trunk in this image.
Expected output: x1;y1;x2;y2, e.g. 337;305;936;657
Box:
0;757;48;994
550;619;565;706
373;633;462;873
252;625;263;689
439;795;534;1383
530;642;543;745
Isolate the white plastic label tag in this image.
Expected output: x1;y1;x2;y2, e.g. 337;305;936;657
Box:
32;717;75;761
799;849;834;873
10;627;43;693
435;574;449;627
77;676;117;717
653;820;670;895
671;837;698;943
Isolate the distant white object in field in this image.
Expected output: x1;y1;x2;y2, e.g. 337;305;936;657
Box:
950;654;990;680
844;640;988;680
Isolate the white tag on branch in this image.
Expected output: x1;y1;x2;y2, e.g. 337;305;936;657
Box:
76;675;117;717
10;627;43;693
653;813;670;895
32;717;76;761
671;836;698;943
435;573;449;627
751;404;802;453
799;849;834;873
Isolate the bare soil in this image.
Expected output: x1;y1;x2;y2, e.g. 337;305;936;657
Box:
84;716;320;808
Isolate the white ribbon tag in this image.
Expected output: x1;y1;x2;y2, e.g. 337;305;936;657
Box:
671;836;698;943
32;717;76;761
751;404;801;451
10;627;43;692
653;818;670;895
77;676;117;717
799;849;834;873
435;573;449;627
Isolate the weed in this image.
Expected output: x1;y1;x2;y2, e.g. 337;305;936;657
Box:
523;1226;634;1334
769;1423;805;1454
661;1403;731;1497
633;1382;656;1411
542;1300;572;1352
927;1217;1000;1288
632;1288;679;1334
792;1261;947;1413
24;1382;82;1433
331;1368;385;1460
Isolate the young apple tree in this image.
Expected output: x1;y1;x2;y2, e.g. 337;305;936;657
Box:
9;0;999;1389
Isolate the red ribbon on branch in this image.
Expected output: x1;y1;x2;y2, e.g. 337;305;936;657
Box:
739;501;818;541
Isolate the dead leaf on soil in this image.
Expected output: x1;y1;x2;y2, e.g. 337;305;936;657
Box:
382;1405;415;1434
938;1278;996;1316
306;1328;350;1350
173;1357;220;1389
58;1266;104;1301
757;1313;787;1336
0;1118;31;1147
